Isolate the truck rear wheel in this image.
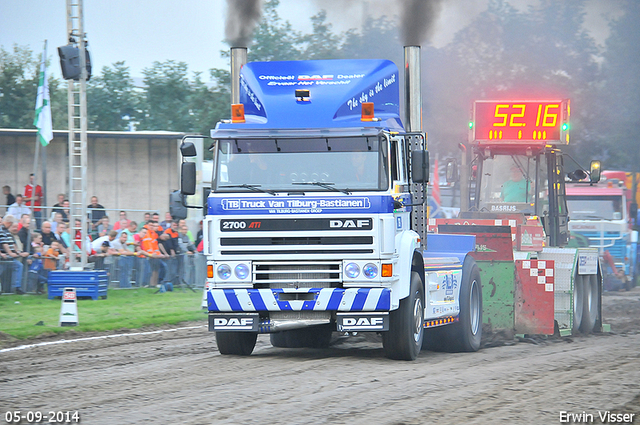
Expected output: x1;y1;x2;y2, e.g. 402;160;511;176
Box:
572;274;584;333
580;273;600;333
423;257;482;352
382;270;424;360
216;332;257;356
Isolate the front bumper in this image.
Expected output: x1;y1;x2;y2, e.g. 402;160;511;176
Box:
207;287;391;312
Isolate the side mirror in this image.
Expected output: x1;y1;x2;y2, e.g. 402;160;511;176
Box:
169;190;188;220
590;160;601;183
180;141;197;158
445;158;459;182
567;169;588;181
411;150;430;183
181;162;196;195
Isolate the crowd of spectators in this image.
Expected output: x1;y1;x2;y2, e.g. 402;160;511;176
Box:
1;175;204;294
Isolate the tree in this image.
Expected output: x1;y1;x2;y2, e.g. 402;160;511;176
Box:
0;45;38;129
425;0;601;160
188;69;231;137
0;44;67;131
138;60;192;131
234;0;301;63
300;11;344;60
87;61;137;131
591;0;640;171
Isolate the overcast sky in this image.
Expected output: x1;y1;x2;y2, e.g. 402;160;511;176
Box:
0;0;622;80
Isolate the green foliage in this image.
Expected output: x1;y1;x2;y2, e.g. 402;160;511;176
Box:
138;60;192;131
300;11;344;60
428;0;603;159
87;61;137;131
0;288;205;342
0;45;38;129
591;0;640;171
246;0;303;62
1;1;637;172
0;45;67;131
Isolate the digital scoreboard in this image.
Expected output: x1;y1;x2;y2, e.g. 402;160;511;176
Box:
470;100;570;145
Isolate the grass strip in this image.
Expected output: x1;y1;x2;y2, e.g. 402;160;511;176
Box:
0;288;206;341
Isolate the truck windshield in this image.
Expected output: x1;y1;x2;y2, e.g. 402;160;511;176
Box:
567;195;624;220
476;154;542;213
213;136;388;192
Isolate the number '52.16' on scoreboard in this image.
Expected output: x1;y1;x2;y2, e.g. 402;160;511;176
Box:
470;100;570;145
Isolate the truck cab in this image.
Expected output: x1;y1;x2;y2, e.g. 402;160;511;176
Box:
566;182;634;290
179;48;481;360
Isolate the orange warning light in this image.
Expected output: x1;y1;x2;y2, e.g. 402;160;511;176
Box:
231;104;245;123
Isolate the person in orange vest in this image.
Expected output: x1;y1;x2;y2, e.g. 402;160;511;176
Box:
140;221;168;288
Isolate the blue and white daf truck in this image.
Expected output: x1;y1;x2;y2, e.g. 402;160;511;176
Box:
178;47;481;360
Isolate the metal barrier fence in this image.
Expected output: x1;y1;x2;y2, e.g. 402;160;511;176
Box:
0;254;207;294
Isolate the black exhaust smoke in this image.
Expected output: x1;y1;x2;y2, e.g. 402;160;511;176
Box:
225;0;263;47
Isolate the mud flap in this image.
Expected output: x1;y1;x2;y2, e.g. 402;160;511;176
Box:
209;313;259;332
336;312;389;332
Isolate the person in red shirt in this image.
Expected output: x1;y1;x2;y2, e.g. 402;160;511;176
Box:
23;173;43;230
113;210;131;232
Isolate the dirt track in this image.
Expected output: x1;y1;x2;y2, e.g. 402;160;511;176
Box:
1;288;639;425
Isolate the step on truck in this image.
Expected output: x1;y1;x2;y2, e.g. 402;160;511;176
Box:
432;100;603;336
177;46;481;360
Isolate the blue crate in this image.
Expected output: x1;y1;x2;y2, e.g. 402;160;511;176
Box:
47;270;108;300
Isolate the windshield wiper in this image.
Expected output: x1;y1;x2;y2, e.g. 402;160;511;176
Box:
292;181;351;195
220;184;276;195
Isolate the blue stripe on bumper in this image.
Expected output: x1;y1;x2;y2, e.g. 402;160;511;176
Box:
207;287;391;312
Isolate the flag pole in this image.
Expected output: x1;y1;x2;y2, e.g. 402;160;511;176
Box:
30;41;47;232
32;39;54;232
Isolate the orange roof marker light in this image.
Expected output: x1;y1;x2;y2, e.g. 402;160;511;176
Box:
231;103;245;123
361;102;375;121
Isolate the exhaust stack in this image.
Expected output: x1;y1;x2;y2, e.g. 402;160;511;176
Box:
230;47;247;105
404;46;422;133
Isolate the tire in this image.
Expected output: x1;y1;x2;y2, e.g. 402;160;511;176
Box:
304;324;333;348
216;332;257;356
580;273;600;333
269;325;333;349
270;331;288;348
382;269;424;360
572;274;584;333
422;257;482;352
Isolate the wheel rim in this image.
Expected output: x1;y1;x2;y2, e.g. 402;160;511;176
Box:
413;294;423;343
469;279;480;335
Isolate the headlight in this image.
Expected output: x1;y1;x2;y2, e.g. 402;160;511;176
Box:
363;263;378;279
235;263;250;279
217;264;231;280
345;262;360;278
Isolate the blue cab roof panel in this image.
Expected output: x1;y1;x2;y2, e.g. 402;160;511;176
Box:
215;59;404;134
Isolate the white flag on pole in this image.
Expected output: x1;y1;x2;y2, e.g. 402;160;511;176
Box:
34;40;53;146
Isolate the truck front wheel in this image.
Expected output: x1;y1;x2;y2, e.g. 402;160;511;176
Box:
216;332;257;356
382;269;424;361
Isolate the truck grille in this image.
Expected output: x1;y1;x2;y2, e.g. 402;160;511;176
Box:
220;236;374;256
253;261;342;289
574;231;626;259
